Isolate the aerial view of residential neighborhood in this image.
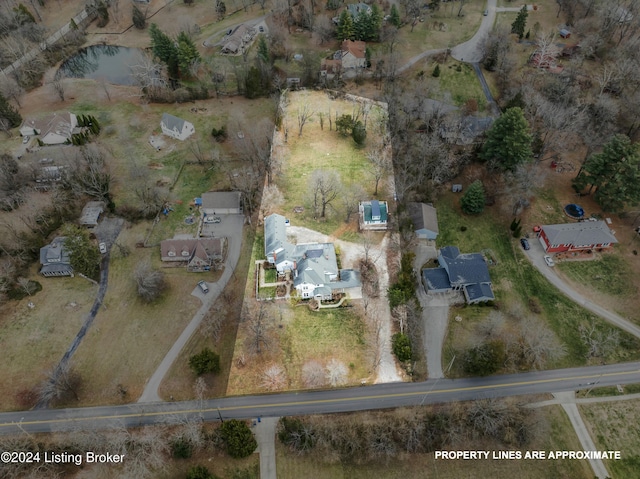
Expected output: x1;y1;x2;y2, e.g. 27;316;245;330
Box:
2;0;640;477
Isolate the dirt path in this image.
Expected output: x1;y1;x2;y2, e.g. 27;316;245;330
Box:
286;226;402;383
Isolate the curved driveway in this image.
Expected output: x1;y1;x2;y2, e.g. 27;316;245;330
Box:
524;239;640;340
451;0;497;63
138;215;245;403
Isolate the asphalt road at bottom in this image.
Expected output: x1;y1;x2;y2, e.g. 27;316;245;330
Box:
1;362;639;435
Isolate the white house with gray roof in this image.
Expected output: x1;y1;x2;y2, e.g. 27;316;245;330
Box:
422;246;494;304
160;113;195;141
264;214;361;300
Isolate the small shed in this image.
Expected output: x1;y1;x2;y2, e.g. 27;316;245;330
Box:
452;184;463;193
559;28;571;38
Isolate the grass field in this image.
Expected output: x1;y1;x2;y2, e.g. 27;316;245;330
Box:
276;405;592;479
430;59;489;109
274;90;389;236
580;399;640;478
576;383;640;398
0;267;95;411
437;193;640;375
557;254;636;297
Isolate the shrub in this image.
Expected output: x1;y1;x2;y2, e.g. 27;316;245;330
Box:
171;437;193;459
220;419;257;459
186;465;216;479
132;5;146;29
189;348;221;375
351;120;366;146
432;64;441;77
460;180;485;215
392;333;412;362
463;340;505;376
211;125;227;142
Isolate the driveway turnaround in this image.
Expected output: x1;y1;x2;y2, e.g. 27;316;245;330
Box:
138;215;244;403
524;239;640;340
451;0;497;63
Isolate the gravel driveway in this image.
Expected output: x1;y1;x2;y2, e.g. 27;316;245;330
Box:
287;226;401;383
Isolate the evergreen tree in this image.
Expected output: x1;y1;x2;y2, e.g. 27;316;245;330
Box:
326;0;342;10
479;107;532;172
460;180;485;215
189;348;221;375
353;10;368;40
177;32;201;77
0;93;22;128
573;134;640;212
220;420;258;459
257;35;270;64
432;63;440;77
389;4;401;28
368;4;383;41
511;5;528;39
337;10;354;41
149;23;179;77
132;5;146;29
352;120;366;145
63;225;102;279
244;66;266;99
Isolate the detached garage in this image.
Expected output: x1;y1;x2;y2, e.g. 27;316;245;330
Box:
201;191;243;215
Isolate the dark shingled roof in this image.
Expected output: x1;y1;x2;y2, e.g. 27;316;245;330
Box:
542;221;618;247
422;268;451;291
464;283;495;302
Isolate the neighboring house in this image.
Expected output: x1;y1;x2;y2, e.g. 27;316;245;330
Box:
422;246;494;304
201;191;243;215
440;115;494;145
221;24;255;54
538;221;618;253
80;201;105;227
408;202;439;240
359;200;388;230
559;28;571;38
40;237;73;277
160;113;195;141
160;237;225;272
20;112;78;145
346;2;372;17
35;165;64;183
336;40;367;70
264;214;361;299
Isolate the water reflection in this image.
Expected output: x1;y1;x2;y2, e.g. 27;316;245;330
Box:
59;45;146;85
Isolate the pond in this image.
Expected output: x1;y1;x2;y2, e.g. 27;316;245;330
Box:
58;45;147;86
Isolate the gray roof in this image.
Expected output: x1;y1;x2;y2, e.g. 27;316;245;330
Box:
40;237;71;265
464;283;495;303
422;268;451;291
408;202;439;237
80;201;105;226
440;249;491;286
161;113;186;131
293;244;339;288
346;2;371;16
264;213;291;259
542;221;618;247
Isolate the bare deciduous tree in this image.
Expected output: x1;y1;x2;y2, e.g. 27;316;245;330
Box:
309;169;341;218
134;261;167;302
342;183;365;223
17;277;35;296
297;104;314;137
260;183;284;219
579;321;620;359
325;358;348;386
38;361;81;407
51;75;66;102
366;148;391;197
262;364;287;390
302;360;326;388
0;76;25;108
243;301;273;354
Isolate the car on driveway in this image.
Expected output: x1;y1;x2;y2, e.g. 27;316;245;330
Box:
483;9;488;15
22;136;30;144
99;242;107;254
520;238;530;250
198;280;209;294
212;216;222;224
544;255;555;267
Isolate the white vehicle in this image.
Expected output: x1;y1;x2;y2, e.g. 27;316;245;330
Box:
543;255;555;267
22;136;30;144
99;242;107;254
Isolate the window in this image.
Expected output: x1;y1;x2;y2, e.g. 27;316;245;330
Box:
168;251;176;257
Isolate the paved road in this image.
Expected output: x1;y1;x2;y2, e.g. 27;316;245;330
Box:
138;215;245;402
2;361;639;435
451;0;497;63
524;239;640;340
553;391;609;479
471;62;500;116
255;417;278;479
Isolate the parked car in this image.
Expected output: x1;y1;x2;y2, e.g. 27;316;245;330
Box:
22;136;30;144
212;216;222;224
483;9;489;16
259;25;264;32
520;238;530;250
99;242;107;254
198;280;209;294
544;255;555;267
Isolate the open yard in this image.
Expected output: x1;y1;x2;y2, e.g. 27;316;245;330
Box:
276;404;592;479
436;192;640;377
580;399;640;478
272;90;390;236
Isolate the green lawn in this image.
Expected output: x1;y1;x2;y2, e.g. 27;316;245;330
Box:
433;60;489;109
557;254;636;297
437;193;640;374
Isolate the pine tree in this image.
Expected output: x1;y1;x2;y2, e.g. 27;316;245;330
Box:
177;32;201;77
479;107;532;172
352;121;366;145
132;5;146;29
390;4;401;28
573;134;640;212
460;180;485;215
257;35;270;64
511;5;528;39
149;23;179;77
368;4;383;41
432;63;441;77
337;10;354;41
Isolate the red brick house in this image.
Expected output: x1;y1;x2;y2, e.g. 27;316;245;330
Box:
538;221;618;253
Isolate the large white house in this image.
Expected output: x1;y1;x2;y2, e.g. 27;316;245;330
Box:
160;113;195;141
20;112;78;145
264;214;361;300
